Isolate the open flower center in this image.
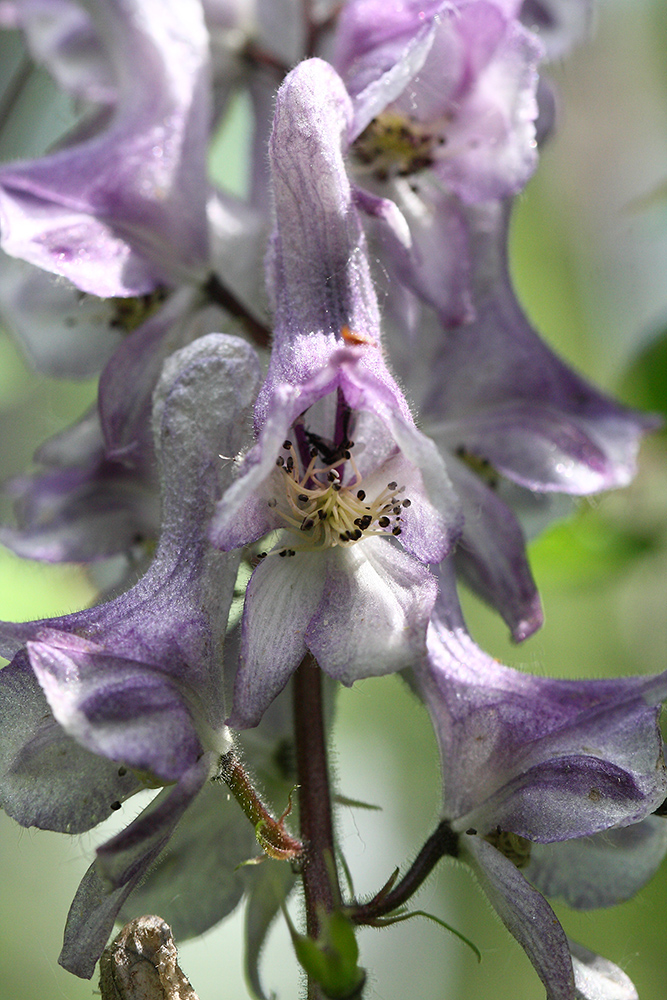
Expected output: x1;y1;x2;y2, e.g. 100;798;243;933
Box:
262;438;411;557
351;111;450;181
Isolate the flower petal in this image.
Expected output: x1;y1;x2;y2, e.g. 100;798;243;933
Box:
231;552;327;729
0;652;139;832
59;756;210;979
570;942;638;1000
306;537;437;685
0;0;211;295
525;816;667;910
27;639;206;783
445;456;543;641
119;779;255;939
463;833;576;1000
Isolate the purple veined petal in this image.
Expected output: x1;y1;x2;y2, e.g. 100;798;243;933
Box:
59;754;211;979
444;455;543;641
265;58;381;354
342;0;541;202
334;1;440;140
525;816;667;910
570;942;638;1000
230;551;327;729
420;200;657;495
432;401;648;494
416;3;542;202
463;833;576;1000
306;535;437;685
0;335;261;749
352;185;412;251
332;0;444;84
371;179;475;328
27;639;210;783
0;407;159;564
418;572;667;839
0;651;140;833
0;0;212;296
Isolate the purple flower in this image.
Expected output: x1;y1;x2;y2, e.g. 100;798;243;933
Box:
0;334;261;976
334;0;542;325
0;405;158;566
414;565;667;999
210;58;461;728
387;198;658;641
0;0;212;297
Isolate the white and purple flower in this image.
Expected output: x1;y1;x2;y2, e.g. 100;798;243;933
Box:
210;58;461;728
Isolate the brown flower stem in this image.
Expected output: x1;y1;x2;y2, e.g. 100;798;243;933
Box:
218;751;303;861
293;654;341;941
349;820;459;924
202;273;271;348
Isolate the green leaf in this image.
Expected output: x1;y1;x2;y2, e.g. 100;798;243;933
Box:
334;794;382;811
284;908;365;999
372;909;481;963
243;861;295;1000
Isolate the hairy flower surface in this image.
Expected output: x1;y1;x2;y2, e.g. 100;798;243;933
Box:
211;58;461;728
0;334;261;977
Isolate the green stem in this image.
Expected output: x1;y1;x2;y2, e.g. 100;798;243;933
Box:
218;751;303;861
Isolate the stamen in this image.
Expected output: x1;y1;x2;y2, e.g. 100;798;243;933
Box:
262;434;413;555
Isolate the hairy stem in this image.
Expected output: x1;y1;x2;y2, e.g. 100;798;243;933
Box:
218;751;302;861
349;820;459;924
293;654;341;939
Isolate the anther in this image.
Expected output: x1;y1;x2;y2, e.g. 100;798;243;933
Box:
357;489;366;500
268;498;278;508
283;440;292;450
402;499;411;507
110;801;122;811
276;456;284;467
297;494;309;502
378;516;390;528
387;481;398;490
392;527;402;535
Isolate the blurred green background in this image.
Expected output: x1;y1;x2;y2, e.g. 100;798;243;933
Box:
1;1;667;998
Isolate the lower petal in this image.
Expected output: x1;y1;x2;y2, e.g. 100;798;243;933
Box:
231;552;326;728
306;536;436;685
